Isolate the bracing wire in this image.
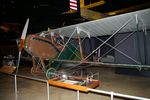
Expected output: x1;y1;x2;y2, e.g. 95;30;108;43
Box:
94;31;141;64
83;17;133;61
99;31;136;59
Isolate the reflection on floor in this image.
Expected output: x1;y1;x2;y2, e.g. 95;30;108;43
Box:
0;66;150;100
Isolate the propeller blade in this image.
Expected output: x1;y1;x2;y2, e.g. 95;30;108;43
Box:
16;18;29;73
19;18;29;51
21;18;29;40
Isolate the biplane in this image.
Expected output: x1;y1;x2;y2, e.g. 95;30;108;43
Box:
16;8;150;92
65;0;150;20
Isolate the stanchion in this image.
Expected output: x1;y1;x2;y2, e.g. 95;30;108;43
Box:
77;90;80;100
111;91;114;100
14;75;18;100
47;81;50;100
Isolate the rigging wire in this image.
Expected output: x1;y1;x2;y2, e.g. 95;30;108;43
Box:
83;17;134;61
94;31;141;64
99;31;136;59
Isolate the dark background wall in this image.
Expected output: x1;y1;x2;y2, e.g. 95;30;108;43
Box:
114;31;150;65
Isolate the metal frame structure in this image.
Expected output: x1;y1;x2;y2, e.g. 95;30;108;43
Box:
15;9;150;77
51;9;150;70
14;74;50;100
13;8;150;100
14;74;150;100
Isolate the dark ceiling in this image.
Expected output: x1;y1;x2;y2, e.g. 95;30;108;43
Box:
0;0;150;32
0;0;149;56
0;0;68;22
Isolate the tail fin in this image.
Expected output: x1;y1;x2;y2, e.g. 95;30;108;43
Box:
69;0;80;13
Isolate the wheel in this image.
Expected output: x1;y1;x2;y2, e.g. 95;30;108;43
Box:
46;68;56;79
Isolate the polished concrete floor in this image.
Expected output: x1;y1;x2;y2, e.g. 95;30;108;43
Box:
0;66;150;100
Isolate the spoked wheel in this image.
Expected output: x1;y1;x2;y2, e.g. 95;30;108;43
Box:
46;68;56;79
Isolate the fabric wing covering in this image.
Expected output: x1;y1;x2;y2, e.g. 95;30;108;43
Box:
52;8;150;38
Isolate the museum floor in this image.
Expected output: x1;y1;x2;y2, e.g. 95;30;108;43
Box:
0;66;150;100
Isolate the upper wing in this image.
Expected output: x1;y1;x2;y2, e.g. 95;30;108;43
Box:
52;8;150;38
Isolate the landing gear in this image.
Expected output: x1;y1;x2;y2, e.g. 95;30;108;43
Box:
46;68;56;79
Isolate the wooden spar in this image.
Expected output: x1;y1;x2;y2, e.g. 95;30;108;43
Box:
77;32;84;60
50;32;54;44
53;59;150;69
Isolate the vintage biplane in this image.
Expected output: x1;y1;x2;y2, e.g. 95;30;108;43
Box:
16;8;150;92
65;0;150;20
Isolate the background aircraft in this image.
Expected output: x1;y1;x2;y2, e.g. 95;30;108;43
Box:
64;0;150;20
